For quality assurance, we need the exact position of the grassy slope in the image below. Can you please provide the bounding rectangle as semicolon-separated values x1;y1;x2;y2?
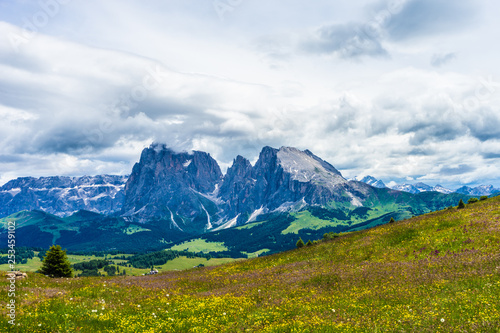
1;197;499;332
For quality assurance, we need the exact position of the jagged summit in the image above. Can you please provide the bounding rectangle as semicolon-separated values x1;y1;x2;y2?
122;144;223;227
216;145;365;225
355;176;387;189
455;185;500;196
276;146;344;186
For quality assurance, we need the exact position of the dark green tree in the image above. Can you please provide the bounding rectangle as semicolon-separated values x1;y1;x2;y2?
480;196;488;201
296;238;305;248
458;199;466;209
467;197;479;204
306;240;313;247
104;265;116;276
39;245;73;278
389;217;395;223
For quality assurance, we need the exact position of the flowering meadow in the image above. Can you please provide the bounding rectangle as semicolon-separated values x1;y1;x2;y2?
2;196;500;332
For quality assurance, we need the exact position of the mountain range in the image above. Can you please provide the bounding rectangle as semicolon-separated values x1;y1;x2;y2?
354;176;500;196
0;144;477;254
0;175;126;218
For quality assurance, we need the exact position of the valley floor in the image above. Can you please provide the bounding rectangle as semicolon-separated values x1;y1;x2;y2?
1;197;500;332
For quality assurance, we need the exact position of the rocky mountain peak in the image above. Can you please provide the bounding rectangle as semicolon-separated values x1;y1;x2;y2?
275;146;345;188
357;176;387;189
122;144;222;226
226;155;252;178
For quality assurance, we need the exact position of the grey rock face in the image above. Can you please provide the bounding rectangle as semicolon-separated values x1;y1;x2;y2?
121;144;223;230
122;144;371;230
0;175;127;218
218;155;255;218
218;146;370;224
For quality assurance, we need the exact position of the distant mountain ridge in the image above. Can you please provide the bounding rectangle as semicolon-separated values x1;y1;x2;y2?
0;175;127;218
455;185;500;196
354;176;386;188
356;176;499;196
390;182;454;195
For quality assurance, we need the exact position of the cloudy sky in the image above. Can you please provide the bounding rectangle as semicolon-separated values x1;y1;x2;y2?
1;0;500;189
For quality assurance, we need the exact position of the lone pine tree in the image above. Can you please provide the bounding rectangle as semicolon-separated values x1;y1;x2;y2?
296;238;305;248
458;199;466;209
39;245;73;278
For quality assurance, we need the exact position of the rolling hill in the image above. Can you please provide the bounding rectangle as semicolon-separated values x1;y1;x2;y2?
1;194;499;332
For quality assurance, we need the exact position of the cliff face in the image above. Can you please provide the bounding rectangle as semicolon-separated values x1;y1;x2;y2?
218;146;370;224
218;155;255;219
121;144;223;231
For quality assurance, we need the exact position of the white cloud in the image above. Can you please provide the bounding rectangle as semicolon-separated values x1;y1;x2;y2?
0;1;500;188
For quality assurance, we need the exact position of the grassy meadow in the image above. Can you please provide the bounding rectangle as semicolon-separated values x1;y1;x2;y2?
1;196;500;332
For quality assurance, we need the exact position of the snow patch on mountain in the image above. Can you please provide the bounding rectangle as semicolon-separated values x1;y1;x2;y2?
200;203;212;230
247;206;266;223
277;147;345;189
1;188;21;197
213;215;240;231
0;175;128;218
347;192;363;207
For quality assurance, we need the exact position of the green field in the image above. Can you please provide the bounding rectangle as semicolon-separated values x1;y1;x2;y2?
159;256;239;271
0;252;237;277
241;249;270;258
282;210;348;234
1;197;499;332
170;239;229;253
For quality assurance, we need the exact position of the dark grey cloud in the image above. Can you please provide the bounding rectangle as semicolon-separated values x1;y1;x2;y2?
0;155;25;163
131;97;205;121
301;22;388;59
440;164;475;176
373;95;500;146
431;53;457;67
466;109;500;142
299;0;474;60
407;148;433;156
25;120;117;155
482;152;500;159
385;0;474;41
407;123;464;145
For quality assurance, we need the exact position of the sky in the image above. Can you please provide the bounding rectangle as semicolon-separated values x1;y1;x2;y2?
1;0;500;189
